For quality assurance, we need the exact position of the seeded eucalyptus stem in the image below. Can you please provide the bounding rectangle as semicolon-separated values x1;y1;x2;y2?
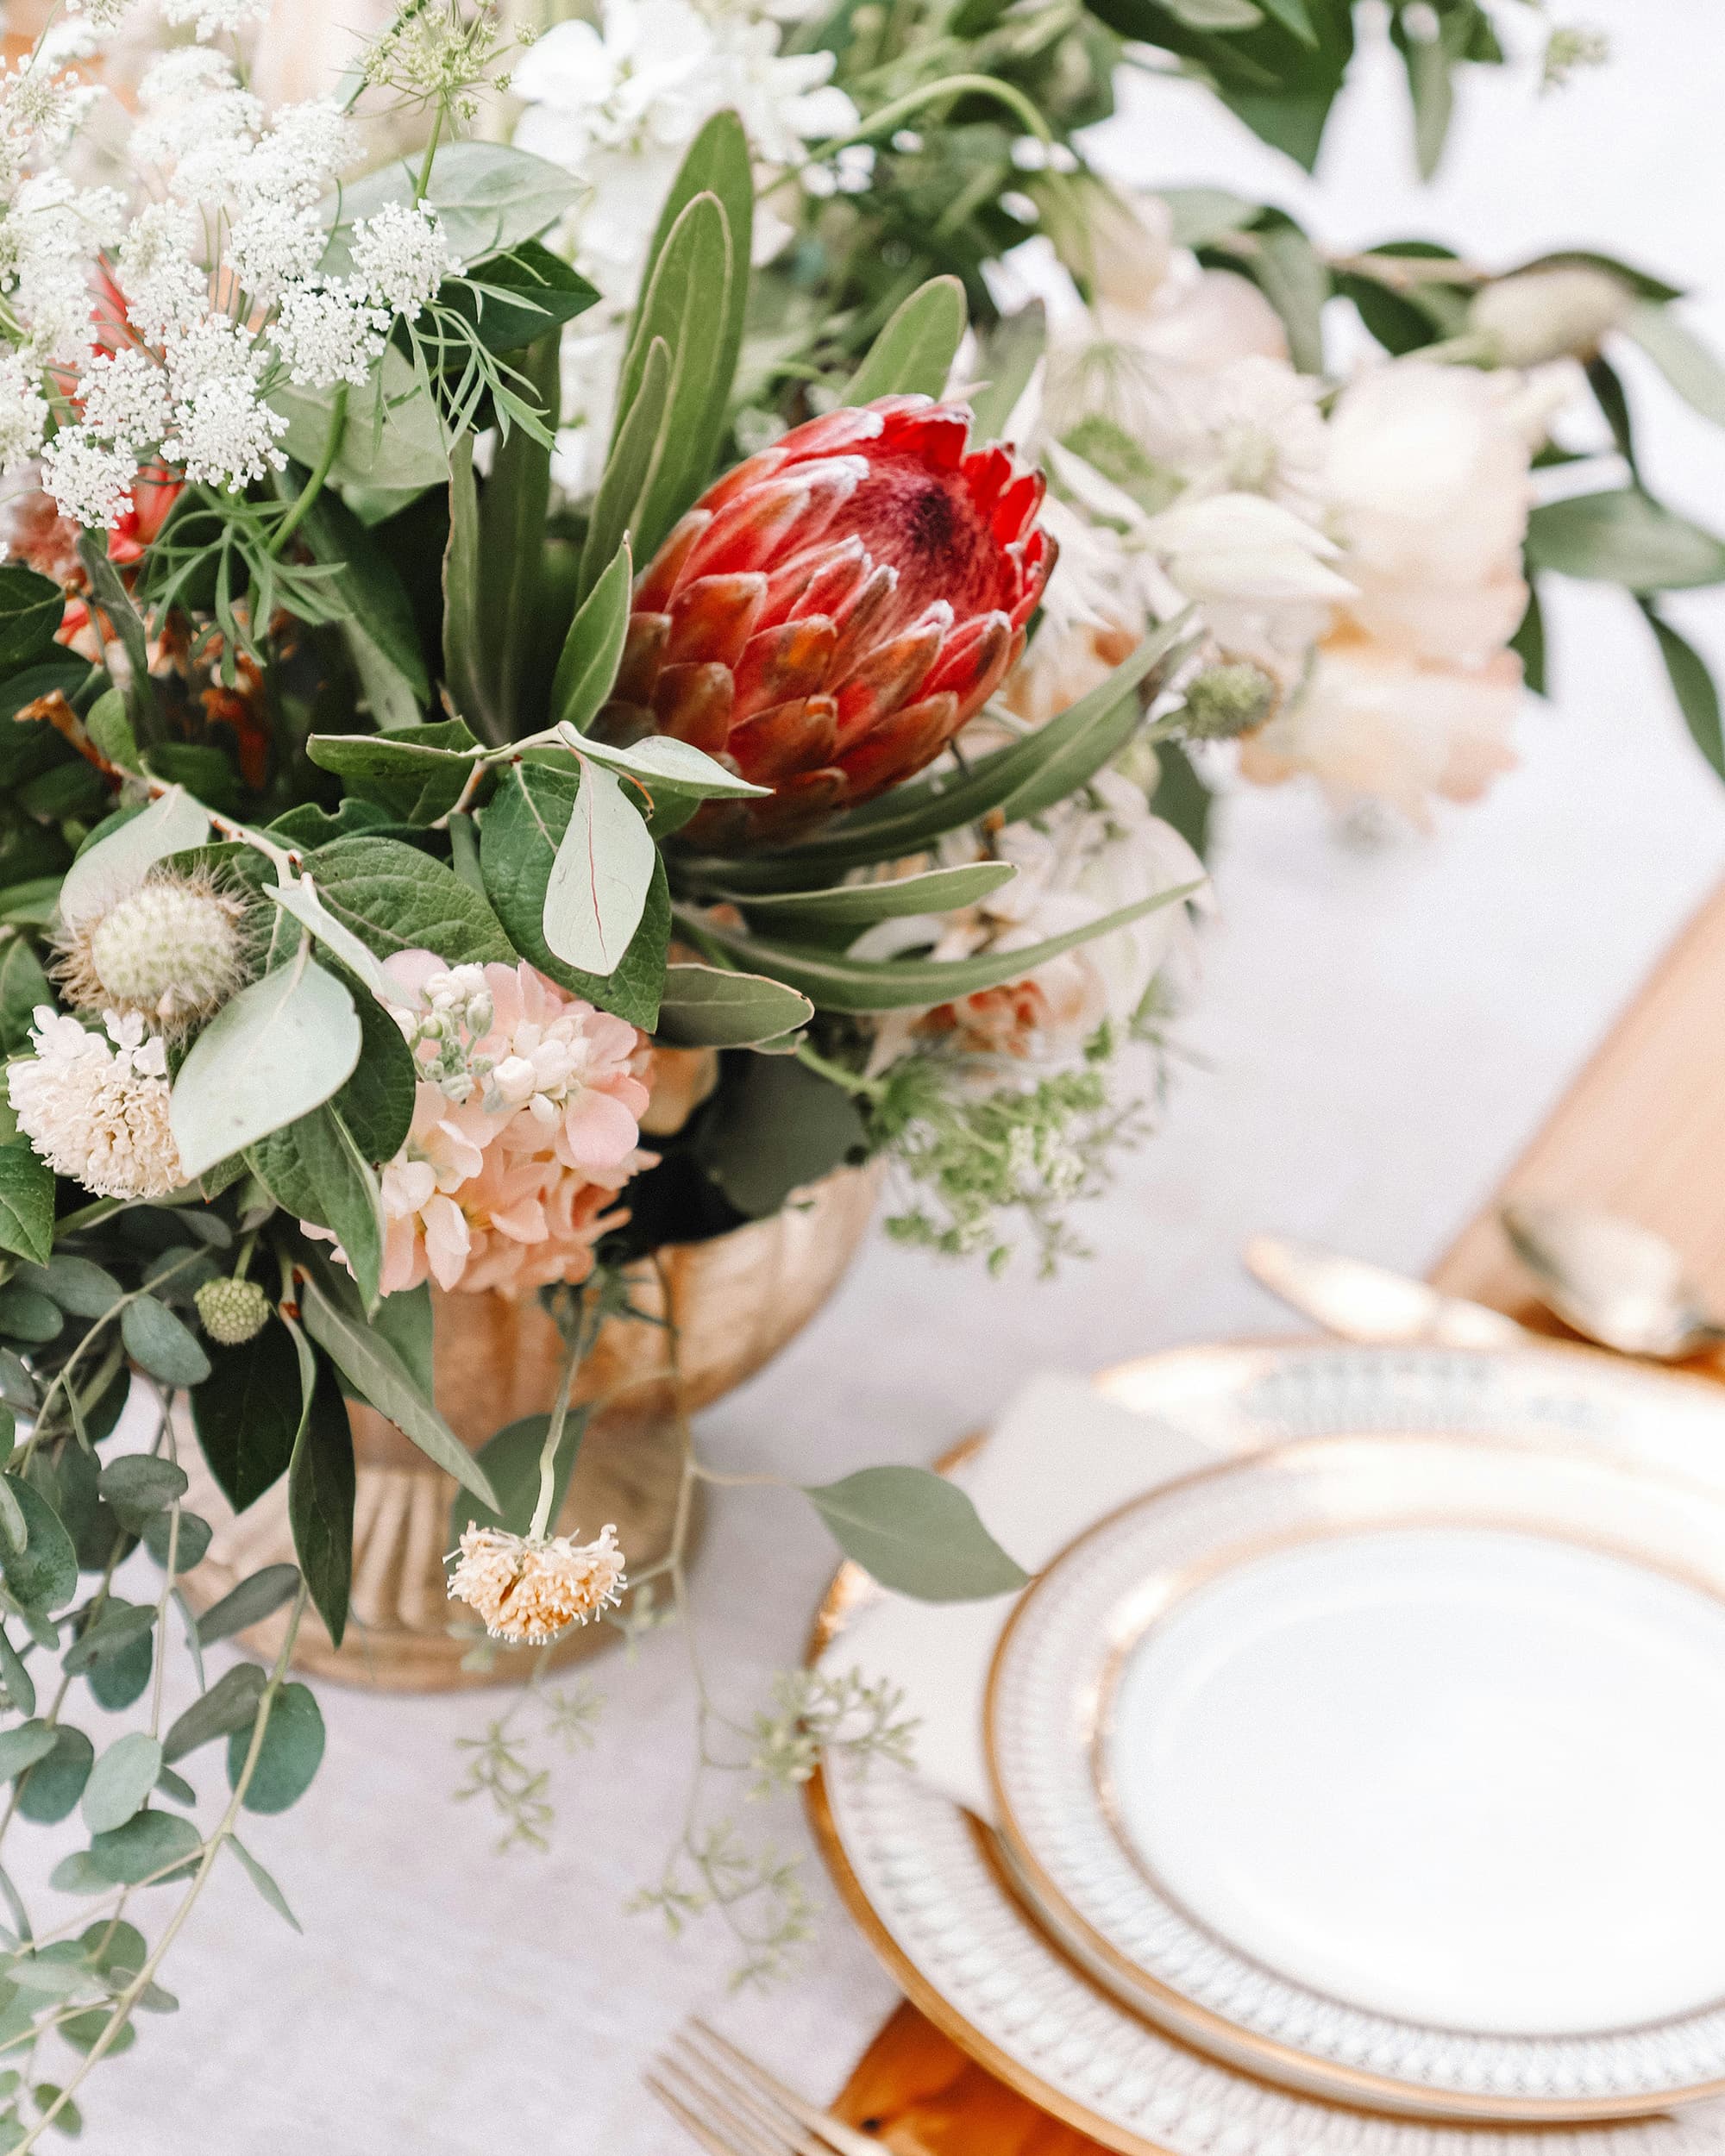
15;1583;311;2153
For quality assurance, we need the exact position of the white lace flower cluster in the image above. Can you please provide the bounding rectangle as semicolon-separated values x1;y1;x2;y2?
6;1008;184;1201
0;16;459;532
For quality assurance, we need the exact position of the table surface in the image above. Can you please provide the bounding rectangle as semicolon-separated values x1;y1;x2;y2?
85;7;1725;2151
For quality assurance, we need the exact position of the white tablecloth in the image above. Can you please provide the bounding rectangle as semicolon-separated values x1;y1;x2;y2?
96;8;1725;2149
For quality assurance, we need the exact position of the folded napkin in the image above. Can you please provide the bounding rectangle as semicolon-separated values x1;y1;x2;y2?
820;1371;1218;1821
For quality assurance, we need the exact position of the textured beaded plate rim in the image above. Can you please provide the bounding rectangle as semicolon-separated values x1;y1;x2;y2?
804;1338;1725;2154
984;1427;1725;2121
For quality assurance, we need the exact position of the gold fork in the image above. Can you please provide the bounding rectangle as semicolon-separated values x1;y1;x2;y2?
645;2018;882;2155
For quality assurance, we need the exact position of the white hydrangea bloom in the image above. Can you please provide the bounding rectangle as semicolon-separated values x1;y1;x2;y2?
41;425;137;529
78;347;172;454
350;202;452;317
0;351;48;473
8;1008;184;1201
272;280;388;388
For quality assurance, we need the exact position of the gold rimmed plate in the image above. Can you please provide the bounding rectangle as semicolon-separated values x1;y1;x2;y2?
808;1339;1725;2153
985;1428;1725;2121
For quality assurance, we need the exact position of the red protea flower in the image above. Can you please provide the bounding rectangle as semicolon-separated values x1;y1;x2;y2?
596;395;1055;847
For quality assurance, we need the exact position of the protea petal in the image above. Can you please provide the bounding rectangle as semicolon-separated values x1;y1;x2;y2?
618;394;1053;847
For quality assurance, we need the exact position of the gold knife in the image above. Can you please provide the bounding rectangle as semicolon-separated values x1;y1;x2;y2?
1244;1236;1525;1349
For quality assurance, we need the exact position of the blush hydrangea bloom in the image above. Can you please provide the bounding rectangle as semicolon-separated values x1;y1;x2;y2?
354;956;653;1298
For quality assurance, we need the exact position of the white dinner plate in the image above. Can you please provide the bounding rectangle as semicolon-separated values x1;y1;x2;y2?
986;1429;1725;2119
810;1340;1725;2152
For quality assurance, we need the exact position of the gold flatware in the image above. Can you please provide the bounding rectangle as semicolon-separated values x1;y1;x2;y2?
646;2020;881;2156
1502;1201;1725;1361
1244;1236;1524;1349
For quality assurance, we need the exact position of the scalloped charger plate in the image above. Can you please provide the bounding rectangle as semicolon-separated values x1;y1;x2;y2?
810;1341;1725;2150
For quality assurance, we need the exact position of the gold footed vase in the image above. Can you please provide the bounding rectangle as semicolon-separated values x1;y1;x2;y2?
174;1165;880;1691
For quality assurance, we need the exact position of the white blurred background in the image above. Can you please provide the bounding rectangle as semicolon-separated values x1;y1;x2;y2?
97;7;1725;2150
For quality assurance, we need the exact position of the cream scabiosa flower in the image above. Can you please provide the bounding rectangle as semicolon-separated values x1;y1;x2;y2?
447;1523;626;1644
8;1008;184;1200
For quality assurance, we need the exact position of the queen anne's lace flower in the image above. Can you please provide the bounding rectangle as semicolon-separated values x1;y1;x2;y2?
114;201;206;343
447;1524;626;1643
77;347;171;454
41;426;136;530
0;351;47;471
8;1008;184;1200
161;371;287;491
350;202;453;317
224;198;324;300
271;281;389;389
158;0;270;41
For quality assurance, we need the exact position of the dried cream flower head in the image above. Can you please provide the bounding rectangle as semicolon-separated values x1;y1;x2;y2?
56;870;251;1033
7;1007;184;1200
447;1524;625;1644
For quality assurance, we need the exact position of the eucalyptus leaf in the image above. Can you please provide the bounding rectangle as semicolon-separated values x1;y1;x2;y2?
1622;303;1725;429
0;1629;34;1718
170;950;361;1180
304;719;480;823
57;787;210;928
16;1727;91;1823
845;276;968;403
265;877;393;1000
299;1269;499;1508
0;1480;76;1613
226;1836;302;1932
97;1457;188;1530
0;1722;57;1781
802;1466;1029;1601
82;1733;163;1835
24;1257;120;1319
162;1663;266;1764
543;756;658;976
229;1682;323;1813
562;728;769;802
194;1563;301;1647
85;1808;201;1888
120;1296;210;1388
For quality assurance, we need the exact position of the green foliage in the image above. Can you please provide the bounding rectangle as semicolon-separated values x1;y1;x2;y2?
287;1358;355;1648
543;755;660;976
1640;602;1724;780
448;1407;588;1553
693;1055;869;1217
228;1683;324;1814
844;276;969;400
191;1323;305;1514
0;1147;53;1268
295;835;513;967
653;966;813;1050
1525;489;1725;592
479;761;670;1027
170;952;362;1181
802;1466;1028;1599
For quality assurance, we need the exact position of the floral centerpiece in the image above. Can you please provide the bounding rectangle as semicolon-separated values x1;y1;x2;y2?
0;0;1720;2134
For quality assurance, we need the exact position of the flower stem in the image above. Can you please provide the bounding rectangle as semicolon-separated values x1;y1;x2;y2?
269;386;348;559
794;1041;885;1101
526;1300;593;1542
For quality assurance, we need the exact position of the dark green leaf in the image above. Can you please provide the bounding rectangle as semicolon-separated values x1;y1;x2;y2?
442;431;490;742
299;1269;499;1508
229;1682;323;1813
287;1358;354;1648
0;1144;53;1268
120;1297;210;1388
1510;582;1546;698
447;239;599;354
300;835;514;966
0;934;48;1058
85;1606;154;1712
845;277;968;402
330;982;417;1165
480;329;561;737
802;1465;1029;1600
0;566;65;674
191;1322;304;1514
619;193;736;559
305;718;480;821
0;1286;59;1344
248;1104;384;1308
162;1662;267;1764
1641;600;1724;780
480;760;670;1028
695;1055;868;1217
447;1407;586;1555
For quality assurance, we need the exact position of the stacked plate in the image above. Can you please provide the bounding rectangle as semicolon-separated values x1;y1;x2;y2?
811;1341;1725;2154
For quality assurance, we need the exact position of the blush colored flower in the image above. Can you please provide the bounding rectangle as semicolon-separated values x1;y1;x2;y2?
447;1523;626;1643
601;395;1054;844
